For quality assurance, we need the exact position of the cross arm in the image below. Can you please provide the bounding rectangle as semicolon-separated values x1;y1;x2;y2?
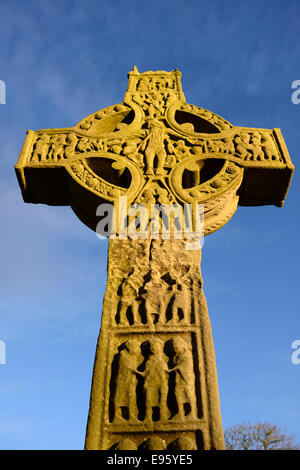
15;128;74;205
234;127;294;207
177;125;294;207
14;125;141;206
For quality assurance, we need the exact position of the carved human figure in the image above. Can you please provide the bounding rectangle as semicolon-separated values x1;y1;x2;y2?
134;78;148;105
222;138;235;155
207;139;223;153
169;436;196;450
122;140;144;167
169;269;190;324
141;119;168;175
114;340;141;422
77;136;93;152
49;135;66;161
118;267;143;325
112;439;137;450
143;270;168;324
132;79;163;118
139;187;156;206
169;337;196;419
261;133;277;159
93;138;107;152
32;135;50;162
139;437;166;450
64;132;78;158
156;186;173;205
249;132;264;160
234;135;250;159
141;338;169;422
141;119;180;175
148;90;165;118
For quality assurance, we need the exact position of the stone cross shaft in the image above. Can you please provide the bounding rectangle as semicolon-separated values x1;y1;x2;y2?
15;68;294;450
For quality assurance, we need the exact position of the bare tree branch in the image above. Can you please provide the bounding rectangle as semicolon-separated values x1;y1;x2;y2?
224;422;299;450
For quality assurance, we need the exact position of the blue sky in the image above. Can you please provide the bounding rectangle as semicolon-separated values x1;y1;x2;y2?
0;0;299;449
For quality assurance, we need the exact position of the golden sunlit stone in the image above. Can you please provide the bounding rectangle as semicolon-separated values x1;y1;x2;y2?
15;68;294;450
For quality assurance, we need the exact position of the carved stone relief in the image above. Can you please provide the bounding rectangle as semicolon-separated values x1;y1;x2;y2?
108;433;198;450
115;265;194;327
110;335;198;424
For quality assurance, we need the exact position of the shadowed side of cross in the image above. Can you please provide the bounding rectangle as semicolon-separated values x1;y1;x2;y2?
15;67;294;237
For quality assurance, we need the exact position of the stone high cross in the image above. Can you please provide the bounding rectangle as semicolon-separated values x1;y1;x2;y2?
15;68;294;450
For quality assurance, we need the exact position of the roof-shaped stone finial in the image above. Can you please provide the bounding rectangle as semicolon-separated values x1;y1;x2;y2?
125;67;185;106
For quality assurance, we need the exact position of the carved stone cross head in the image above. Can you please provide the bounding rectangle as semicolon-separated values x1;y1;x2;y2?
15;67;294;237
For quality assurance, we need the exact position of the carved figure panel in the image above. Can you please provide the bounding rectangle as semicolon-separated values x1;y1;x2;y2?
168;337;197;420
109;336;199;424
141;338;169;422
110;339;141;423
115;264;194;327
108;432;199;450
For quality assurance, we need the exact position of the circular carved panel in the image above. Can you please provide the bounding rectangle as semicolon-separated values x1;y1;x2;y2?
65;152;143;203
169;155;243;204
166;102;233;137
